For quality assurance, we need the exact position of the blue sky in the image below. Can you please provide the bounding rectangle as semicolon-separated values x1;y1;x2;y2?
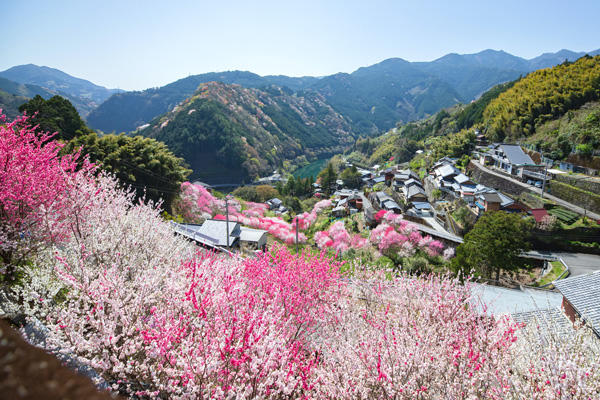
2;0;599;91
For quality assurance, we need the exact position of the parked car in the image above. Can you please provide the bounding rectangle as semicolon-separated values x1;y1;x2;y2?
534;181;542;188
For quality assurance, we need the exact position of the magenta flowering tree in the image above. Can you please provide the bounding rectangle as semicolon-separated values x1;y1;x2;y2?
0;111;94;273
176;183;332;244
369;211;447;259
314;221;367;254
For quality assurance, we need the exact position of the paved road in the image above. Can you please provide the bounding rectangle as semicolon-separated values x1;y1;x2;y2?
471;161;600;220
553;252;600;277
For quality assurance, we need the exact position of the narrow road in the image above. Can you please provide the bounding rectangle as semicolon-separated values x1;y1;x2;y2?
471;161;600;220
552;252;600;277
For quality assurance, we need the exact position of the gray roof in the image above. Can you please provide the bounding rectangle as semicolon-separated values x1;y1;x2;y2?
405;185;426;199
481;192;502;203
382;199;401;210
512;308;574;336
471;284;562;315
554;272;600;335
404;178;422;187
500;144;535;165
372;176;386;183
436;164;459;178
197;219;241;247
268;198;282;206
239;227;267;243
454;173;471;184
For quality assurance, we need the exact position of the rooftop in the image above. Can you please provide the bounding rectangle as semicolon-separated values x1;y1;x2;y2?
554;272;600;336
499;144;535;166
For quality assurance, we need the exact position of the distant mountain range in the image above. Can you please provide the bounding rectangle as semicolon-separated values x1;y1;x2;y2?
2;47;599;138
0;64;119;117
86;48;600;134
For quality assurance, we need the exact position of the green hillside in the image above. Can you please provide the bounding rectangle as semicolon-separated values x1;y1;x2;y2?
139;82;355;183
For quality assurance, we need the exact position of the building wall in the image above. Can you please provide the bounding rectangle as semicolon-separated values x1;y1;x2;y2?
562;297;578;325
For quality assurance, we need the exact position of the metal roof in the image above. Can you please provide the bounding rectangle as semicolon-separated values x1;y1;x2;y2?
499;144;535;166
412;202;432;210
382;199;401;210
554;272;600;335
481;192;502;203
197;219;241;247
405;185;426;199
436;164;459;178
239;227;267;243
471;284;562;315
454;173;471;184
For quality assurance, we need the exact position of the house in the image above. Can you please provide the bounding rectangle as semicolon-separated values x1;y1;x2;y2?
381;199;401;214
489;144;544;178
257;171;287;185
411;201;433;217
331;205;347;218
239;227;268;251
403;185;427;204
431;157;456;170
266;198;283;210
434;164;460;180
454;173;474;186
346;191;363;210
554;272;600;337
192;181;213;193
368;176;386;187
372;191;394;208
475;191;502;212
194;219;241;248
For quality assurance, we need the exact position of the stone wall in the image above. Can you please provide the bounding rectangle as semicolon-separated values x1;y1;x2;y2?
548;180;600;214
466;162;533;197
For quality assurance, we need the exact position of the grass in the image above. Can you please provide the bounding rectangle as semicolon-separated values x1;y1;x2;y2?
534;260;567;287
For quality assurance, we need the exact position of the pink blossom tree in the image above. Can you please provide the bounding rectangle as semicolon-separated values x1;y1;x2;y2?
0;111;94;277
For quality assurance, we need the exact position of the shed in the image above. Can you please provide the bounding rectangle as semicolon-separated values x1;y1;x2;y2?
239;227;267;250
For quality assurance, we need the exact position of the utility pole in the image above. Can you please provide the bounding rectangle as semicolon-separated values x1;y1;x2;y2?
225;195;231;248
540;152;549;199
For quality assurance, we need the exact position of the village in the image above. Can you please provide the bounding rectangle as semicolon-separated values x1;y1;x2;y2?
170;140;600;340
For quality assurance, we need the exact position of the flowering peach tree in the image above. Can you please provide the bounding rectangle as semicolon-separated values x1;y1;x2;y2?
6;110;600;399
0;111;94;276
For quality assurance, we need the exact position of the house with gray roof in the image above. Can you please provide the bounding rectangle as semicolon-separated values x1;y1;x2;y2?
554;272;600;337
489;144;544;178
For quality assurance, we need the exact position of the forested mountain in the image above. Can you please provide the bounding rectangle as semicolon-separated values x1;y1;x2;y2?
139;82;355;183
87;48;599;135
359;55;600;168
0;64;118;117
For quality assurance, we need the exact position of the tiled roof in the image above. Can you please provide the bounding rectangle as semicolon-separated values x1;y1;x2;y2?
512;308;574;336
436;164;459;178
554;272;600;335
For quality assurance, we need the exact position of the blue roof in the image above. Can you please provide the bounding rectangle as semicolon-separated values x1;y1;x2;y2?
412;202;432;210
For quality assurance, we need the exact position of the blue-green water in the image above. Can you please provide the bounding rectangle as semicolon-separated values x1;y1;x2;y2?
292;159;328;179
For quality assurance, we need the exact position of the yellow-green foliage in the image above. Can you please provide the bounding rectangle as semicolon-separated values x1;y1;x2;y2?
484;55;600;142
427;129;476;162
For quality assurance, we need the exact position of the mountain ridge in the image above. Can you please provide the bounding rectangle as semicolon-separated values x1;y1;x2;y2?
86;47;600;134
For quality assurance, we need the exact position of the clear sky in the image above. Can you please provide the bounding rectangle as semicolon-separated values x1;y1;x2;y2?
2;0;599;91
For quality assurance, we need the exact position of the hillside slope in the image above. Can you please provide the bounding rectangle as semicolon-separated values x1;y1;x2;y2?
0;64;118;117
361;55;600;168
139;82;355;183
